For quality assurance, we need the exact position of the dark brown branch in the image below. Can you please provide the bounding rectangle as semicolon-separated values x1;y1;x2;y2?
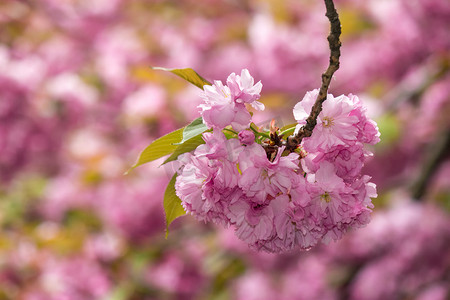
286;0;341;152
384;58;449;113
410;130;450;200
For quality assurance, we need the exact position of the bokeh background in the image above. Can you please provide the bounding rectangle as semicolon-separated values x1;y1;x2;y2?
1;0;449;299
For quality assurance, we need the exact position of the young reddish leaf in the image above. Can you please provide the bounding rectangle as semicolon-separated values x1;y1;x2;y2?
152;67;212;90
164;173;186;238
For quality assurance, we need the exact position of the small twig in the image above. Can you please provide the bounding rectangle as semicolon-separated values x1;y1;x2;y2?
384;57;449;113
249;124;271;139
223;128;238;135
410;130;450;200
285;0;341;152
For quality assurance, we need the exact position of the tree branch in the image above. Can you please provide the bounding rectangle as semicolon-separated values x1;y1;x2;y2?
410;130;450;200
286;0;341;152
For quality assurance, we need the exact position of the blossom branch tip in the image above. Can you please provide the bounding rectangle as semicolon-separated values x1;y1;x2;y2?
287;0;341;152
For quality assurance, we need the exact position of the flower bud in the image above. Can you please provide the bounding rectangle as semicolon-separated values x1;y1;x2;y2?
238;130;255;145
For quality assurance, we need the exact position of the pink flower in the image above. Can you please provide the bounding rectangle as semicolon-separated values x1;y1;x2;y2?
351;175;377;209
304;143;368;182
238;145;300;203
308;161;348;224
301;161;375;244
176;153;233;226
294;89;359;152
195;130;242;162
198;69;263;131
199;80;248;130
328;144;366;181
175;131;243;226
228;195;275;245
238;130;255;145
227;192;307;253
227;69;264;110
293;89;318;126
348;94;381;145
260;194;301;252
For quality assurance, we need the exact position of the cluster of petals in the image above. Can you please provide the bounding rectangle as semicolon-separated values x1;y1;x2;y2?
198;69;264;131
176;71;380;253
293;89;380;153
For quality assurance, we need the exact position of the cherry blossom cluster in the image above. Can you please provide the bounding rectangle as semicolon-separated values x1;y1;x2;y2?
175;69;380;252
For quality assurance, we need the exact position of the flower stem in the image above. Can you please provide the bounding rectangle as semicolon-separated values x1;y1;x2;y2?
223;128;238;135
250;124;271;139
286;0;341;151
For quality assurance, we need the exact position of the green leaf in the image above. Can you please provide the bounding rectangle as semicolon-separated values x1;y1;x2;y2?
280;123;298;137
163;134;205;165
280;123;298;132
176;117;209;145
249;123;270;139
126;127;184;174
152;67;212;90
161;117;209;165
164;173;186;238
